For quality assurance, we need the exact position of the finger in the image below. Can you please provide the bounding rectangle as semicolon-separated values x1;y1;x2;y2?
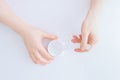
80;33;89;51
29;53;39;64
73;35;79;39
71;38;81;43
34;51;50;65
71;39;81;43
89;39;97;47
74;48;89;52
74;48;81;52
39;45;54;60
71;35;81;43
44;32;58;40
79;34;82;40
88;33;98;46
25;46;39;64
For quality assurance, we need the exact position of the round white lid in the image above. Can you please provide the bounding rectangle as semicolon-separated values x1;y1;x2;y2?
48;40;64;56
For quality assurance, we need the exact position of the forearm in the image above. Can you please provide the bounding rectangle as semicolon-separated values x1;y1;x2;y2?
0;0;30;36
85;0;104;21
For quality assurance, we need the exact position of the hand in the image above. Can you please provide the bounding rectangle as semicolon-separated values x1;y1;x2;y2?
0;0;58;65
72;19;98;52
21;26;57;65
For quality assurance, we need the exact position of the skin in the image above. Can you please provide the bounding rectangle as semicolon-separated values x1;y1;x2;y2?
0;0;103;64
72;0;104;52
0;0;57;65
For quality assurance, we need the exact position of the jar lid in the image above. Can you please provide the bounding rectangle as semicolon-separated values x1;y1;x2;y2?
48;40;64;56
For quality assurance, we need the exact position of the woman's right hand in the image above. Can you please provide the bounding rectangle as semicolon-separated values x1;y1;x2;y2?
21;26;57;65
0;0;58;65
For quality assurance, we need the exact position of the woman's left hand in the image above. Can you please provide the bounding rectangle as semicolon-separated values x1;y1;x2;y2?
72;18;98;52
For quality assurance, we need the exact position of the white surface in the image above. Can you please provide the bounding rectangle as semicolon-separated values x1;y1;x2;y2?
0;0;120;80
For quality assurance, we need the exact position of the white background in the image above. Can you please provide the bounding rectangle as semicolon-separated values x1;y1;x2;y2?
0;0;120;80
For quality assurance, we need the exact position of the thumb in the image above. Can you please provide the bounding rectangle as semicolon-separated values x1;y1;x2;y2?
80;33;89;51
44;32;58;40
